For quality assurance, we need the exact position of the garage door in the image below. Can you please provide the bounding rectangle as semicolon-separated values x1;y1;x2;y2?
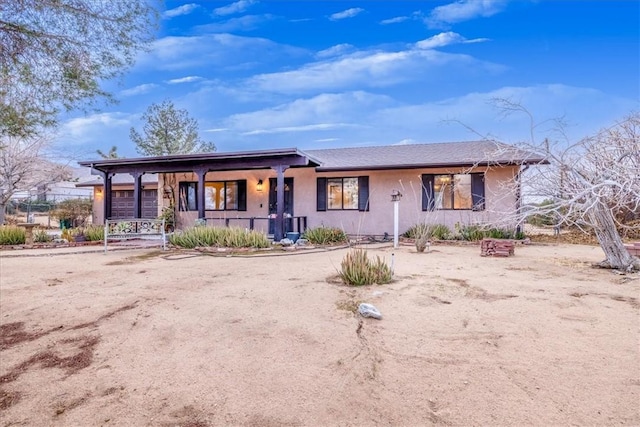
111;190;158;219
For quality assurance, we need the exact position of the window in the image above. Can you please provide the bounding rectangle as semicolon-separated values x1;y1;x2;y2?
317;176;369;211
422;173;484;211
205;180;246;211
178;180;246;212
179;182;197;211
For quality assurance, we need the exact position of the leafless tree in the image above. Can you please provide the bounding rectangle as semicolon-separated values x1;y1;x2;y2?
484;103;639;271
0;134;71;224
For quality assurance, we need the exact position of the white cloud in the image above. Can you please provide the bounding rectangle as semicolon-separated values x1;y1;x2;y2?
380;16;410;25
166;76;203;84
242;123;356;135
204;128;229;133
329;8;365;21
316;44;354;59
247;47;500;94
223;91;395;135
415;31;489;49
214;0;257;16
119;83;158;97
58;113;134;149
427;0;509;27
137;33;307;71
163;3;200;19
195;14;276;33
367;84;639;145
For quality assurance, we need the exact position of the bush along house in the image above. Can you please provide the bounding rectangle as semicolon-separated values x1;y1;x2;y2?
78;140;545;241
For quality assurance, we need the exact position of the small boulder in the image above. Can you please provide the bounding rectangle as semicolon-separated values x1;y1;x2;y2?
358;303;382;320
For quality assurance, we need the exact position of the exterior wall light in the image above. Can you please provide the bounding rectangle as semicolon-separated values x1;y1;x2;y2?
256;179;263;192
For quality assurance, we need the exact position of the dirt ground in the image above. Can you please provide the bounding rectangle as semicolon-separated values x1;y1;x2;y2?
0;242;638;426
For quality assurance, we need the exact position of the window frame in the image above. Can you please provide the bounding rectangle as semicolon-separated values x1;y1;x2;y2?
179;179;247;212
317;176;369;212
422;173;485;211
178;182;198;212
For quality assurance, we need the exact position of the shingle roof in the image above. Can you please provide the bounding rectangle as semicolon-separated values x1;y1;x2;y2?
305;140;545;171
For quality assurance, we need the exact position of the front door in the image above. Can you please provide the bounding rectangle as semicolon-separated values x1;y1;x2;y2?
268;177;294;235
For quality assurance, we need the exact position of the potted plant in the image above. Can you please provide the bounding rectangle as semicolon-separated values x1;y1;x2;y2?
158;204;175;232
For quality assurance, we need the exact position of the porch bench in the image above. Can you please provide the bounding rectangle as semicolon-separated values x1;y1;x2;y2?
104;218;166;253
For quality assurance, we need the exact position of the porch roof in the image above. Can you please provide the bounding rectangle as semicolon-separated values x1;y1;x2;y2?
77;148;322;175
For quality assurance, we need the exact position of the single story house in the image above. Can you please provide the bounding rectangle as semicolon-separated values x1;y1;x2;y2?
78;140;545;240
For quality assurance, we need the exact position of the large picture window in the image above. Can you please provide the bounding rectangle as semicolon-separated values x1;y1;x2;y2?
317;176;369;212
206;181;238;210
179;180;246;212
327;177;359;210
422;173;484;211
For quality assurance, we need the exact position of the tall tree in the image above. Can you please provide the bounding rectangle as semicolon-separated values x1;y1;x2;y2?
0;135;71;224
0;0;158;138
130;100;216;156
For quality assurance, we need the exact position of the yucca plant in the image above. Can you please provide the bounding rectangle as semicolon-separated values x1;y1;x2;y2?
33;228;52;243
83;225;105;241
0;226;26;245
431;224;451;240
169;226;270;249
339;248;393;286
303;226;348;245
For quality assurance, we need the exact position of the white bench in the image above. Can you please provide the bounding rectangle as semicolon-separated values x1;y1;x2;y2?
104;218;166;252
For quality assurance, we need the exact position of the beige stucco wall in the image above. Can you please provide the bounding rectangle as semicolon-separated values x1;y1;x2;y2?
171;165;520;236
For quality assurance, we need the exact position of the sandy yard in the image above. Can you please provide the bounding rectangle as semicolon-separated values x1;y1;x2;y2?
0;241;638;426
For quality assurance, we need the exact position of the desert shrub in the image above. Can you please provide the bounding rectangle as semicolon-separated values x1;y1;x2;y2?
303;226;348;245
33;228;52;243
456;224;486;241
169;226;270;249
0;226;26;245
60;228;75;242
431;224;451;240
83;225;105;241
403;223;451;240
402;223;428;239
339;248;393;286
52;198;93;228
455;225;525;241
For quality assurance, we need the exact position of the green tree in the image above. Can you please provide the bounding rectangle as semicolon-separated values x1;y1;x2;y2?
0;0;158;138
96;146;120;159
130;100;216;156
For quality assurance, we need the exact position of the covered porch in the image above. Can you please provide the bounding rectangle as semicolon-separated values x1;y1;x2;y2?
78;148;321;241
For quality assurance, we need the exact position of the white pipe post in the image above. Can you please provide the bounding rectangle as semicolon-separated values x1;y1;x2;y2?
393;199;399;248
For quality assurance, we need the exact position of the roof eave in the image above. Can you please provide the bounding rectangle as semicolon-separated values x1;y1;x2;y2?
315;159;547;172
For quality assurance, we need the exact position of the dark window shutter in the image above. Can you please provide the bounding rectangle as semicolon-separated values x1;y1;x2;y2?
471;173;485;211
237;180;247;211
358;176;369;211
421;174;435;211
316;177;327;211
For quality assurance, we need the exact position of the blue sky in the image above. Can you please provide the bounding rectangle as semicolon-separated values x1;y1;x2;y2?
59;0;640;159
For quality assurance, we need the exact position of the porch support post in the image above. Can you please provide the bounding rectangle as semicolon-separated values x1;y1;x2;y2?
272;164;289;241
195;167;208;220
103;171;113;221
131;171;143;219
